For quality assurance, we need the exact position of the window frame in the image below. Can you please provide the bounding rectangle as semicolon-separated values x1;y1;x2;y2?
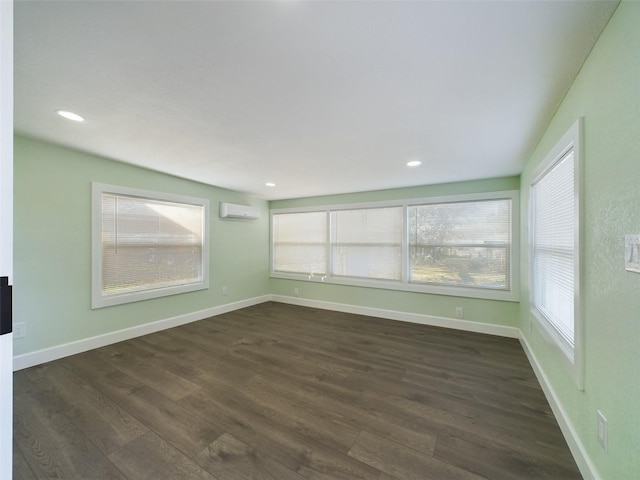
92;183;210;309
529;118;584;389
270;190;519;302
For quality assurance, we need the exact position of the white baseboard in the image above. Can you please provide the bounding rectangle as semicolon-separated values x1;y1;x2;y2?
519;333;600;480
270;294;520;338
13;293;519;371
12;295;270;371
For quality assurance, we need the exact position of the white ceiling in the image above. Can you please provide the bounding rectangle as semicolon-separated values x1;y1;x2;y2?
14;0;618;200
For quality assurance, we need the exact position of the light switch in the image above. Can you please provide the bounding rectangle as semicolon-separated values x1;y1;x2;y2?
625;235;640;273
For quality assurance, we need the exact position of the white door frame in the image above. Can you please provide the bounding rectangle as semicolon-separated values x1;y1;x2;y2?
0;1;14;478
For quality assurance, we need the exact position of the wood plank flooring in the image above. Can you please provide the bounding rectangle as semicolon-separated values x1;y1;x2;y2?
13;302;582;479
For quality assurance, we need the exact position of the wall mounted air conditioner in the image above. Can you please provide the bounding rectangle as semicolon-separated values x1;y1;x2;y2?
219;202;260;220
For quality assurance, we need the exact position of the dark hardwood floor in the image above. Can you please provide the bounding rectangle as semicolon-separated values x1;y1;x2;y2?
13;302;582;479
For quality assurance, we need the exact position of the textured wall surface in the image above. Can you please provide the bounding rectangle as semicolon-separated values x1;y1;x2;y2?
519;1;639;477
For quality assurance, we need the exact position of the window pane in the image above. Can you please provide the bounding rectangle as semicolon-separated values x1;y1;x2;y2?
409;199;511;289
273;211;327;274
532;150;575;346
409;245;509;288
102;193;204;296
331;207;403;280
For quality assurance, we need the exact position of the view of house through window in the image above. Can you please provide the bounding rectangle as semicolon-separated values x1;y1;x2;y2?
92;184;209;308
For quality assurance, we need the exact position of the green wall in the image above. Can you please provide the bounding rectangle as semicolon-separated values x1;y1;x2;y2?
519;1;639;478
270;176;521;327
13;135;270;356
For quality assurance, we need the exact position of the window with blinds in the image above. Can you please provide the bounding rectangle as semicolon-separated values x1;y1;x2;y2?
529;118;582;388
272;211;327;275
92;184;209;308
271;190;518;301
409;199;511;289
331;207;403;281
532;150;576;348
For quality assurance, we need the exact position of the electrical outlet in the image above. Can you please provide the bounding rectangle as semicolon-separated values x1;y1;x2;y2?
222;286;228;296
455;307;464;319
597;410;608;452
294;287;299;297
14;322;26;339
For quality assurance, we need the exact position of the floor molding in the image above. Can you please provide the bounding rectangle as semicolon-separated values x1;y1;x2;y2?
519;333;600;480
12;295;270;371
270;295;520;338
14;294;520;371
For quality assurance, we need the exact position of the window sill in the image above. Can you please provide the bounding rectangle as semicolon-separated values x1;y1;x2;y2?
271;272;519;302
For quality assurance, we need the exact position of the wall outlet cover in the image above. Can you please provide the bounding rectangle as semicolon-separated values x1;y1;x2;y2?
14;322;26;339
625;235;640;273
597;410;608;452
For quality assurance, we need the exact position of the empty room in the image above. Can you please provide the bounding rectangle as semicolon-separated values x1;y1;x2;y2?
1;0;638;479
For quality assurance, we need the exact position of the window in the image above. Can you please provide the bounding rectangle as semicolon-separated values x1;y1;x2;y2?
92;183;209;308
409;199;511;290
530;118;583;388
272;211;327;276
271;190;518;301
331;207;403;281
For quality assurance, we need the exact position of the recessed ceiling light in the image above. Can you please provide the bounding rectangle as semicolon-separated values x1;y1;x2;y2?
56;110;85;122
265;182;276;187
406;160;422;167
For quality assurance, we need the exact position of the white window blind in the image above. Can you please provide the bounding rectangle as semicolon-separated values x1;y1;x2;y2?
93;184;209;308
331;207;403;280
272;211;327;275
271;190;518;301
408;199;511;290
532;149;576;348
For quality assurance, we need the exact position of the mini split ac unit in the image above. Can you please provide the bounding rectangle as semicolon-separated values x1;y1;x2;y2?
219;202;260;220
